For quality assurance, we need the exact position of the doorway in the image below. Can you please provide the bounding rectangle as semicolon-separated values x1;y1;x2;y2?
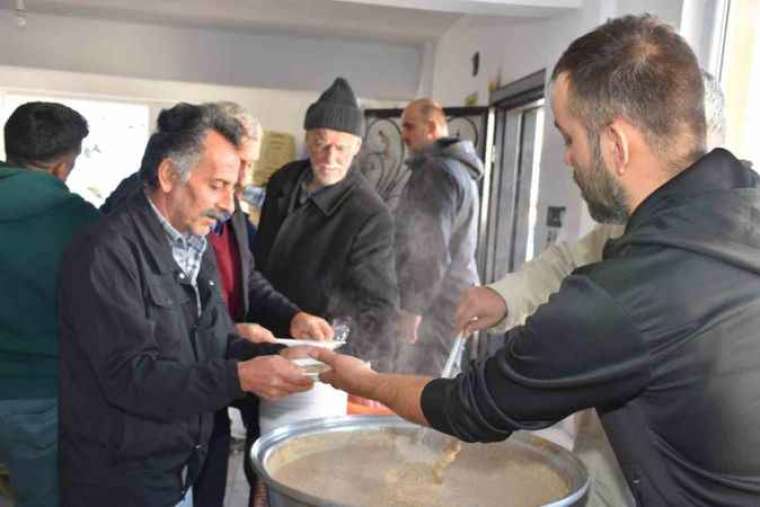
480;70;546;284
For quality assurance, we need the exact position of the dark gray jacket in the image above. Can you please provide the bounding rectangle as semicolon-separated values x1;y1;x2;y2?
100;171;299;327
395;137;483;318
59;191;281;507
423;149;760;506
254;160;399;371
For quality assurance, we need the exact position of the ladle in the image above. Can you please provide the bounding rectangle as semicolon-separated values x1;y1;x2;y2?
404;333;466;482
415;333;466;446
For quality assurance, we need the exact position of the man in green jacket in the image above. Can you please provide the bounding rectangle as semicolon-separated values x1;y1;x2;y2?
0;102;98;507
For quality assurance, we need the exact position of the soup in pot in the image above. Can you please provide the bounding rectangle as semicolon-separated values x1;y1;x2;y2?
267;428;573;507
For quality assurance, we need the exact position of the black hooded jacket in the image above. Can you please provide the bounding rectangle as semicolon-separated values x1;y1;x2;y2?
423;149;760;506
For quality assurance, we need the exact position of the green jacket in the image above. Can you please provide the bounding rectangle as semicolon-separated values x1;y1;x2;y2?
0;161;99;399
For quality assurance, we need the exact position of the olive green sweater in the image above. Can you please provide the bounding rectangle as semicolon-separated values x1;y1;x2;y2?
0;162;99;399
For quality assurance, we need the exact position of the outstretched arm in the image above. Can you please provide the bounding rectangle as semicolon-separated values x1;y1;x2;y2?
456;224;624;334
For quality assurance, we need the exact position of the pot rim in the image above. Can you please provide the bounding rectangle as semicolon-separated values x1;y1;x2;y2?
250;414;590;507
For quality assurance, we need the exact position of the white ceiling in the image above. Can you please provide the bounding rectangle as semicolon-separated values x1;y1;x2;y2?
4;0;579;45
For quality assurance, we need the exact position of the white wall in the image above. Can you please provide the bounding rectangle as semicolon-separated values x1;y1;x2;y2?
0;10;421;101
0;65;402;159
614;0;683;26
680;0;729;76
431;0;690;255
432;0;612;251
0;1;714;246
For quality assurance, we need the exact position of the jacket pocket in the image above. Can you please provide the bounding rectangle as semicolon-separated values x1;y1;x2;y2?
145;277;193;359
146;278;189;311
111;411;195;464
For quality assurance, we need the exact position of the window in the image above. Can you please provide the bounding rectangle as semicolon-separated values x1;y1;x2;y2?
0;93;150;207
721;0;760;167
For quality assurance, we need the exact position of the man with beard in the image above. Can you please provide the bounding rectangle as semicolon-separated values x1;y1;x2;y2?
311;15;760;506
254;78;398;372
455;70;727;339
451;70;728;507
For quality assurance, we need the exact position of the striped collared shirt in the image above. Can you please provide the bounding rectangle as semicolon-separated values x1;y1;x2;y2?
147;196;207;314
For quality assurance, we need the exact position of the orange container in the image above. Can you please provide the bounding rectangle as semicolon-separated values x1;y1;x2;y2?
346;395;394;416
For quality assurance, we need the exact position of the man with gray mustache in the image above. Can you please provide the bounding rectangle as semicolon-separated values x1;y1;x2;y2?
58;103;318;507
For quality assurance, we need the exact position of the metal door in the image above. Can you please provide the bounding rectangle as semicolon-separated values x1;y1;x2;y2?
483;100;545;283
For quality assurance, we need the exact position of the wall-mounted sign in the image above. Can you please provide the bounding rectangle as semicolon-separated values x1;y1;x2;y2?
253;130;297;186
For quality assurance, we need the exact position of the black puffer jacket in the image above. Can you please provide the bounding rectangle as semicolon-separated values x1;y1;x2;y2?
254;160;399;371
423;149;760;506
59;191;281;507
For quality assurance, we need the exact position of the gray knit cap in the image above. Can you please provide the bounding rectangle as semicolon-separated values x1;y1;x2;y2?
303;77;363;136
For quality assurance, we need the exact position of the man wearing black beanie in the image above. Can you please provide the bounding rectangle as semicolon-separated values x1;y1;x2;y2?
254;77;399;373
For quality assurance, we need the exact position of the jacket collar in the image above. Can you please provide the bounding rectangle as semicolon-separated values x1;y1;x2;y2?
228;199;248;252
125;190;186;275
284;161;361;217
626;149;757;232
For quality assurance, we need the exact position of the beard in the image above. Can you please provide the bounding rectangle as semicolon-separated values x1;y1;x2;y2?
573;132;630;224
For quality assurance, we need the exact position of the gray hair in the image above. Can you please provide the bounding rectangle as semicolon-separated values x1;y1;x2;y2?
170;145;203;183
140;102;243;188
212;101;262;141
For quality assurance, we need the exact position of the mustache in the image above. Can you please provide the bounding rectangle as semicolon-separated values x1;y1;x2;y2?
203;209;231;222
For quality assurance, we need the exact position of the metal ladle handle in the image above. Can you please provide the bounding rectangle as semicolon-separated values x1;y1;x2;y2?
440;333;466;379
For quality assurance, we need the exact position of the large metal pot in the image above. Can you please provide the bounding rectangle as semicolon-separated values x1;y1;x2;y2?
251;415;589;507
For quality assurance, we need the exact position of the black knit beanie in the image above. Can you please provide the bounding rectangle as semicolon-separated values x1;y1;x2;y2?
303;77;363;136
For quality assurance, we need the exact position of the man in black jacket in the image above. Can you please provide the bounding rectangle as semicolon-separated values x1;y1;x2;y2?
98;103;332;507
394;98;483;375
312;15;760;506
59;103;316;507
254;78;399;372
